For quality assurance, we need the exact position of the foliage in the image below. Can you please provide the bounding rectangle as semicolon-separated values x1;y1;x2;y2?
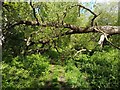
73;48;120;88
2;48;120;88
2;54;49;88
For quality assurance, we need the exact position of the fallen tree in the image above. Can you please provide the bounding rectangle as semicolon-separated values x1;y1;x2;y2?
2;2;120;55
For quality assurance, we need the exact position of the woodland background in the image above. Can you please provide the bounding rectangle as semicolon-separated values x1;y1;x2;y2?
1;1;120;89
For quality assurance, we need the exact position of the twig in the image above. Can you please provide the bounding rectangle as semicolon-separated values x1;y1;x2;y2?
105;36;120;50
73;49;87;57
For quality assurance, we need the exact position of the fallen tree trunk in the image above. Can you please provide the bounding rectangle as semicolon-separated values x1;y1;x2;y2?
5;20;120;35
64;26;120;35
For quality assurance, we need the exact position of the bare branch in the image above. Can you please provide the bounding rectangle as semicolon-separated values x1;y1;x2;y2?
106;37;120;50
95;27;120;50
30;0;39;25
62;4;99;26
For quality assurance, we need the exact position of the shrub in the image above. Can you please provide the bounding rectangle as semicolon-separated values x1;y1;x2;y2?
2;54;49;88
73;49;120;88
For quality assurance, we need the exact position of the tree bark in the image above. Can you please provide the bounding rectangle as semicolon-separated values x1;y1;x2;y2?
5;20;120;35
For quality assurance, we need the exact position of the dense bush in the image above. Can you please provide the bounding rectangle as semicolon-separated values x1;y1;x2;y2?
73;48;120;88
2;54;50;88
2;49;120;89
